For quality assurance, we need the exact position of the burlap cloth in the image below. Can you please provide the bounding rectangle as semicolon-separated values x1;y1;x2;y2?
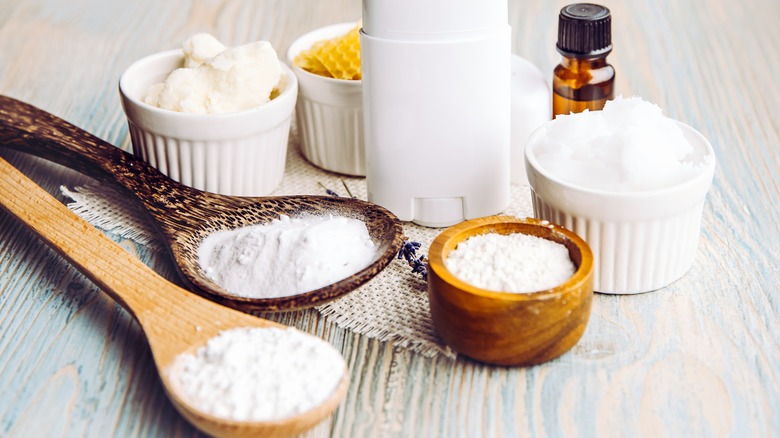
62;136;534;359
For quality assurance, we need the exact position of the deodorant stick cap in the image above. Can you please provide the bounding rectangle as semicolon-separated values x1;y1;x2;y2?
362;0;507;40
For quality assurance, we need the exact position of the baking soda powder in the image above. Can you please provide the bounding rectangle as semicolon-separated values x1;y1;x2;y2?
167;326;344;422
198;214;376;298
445;232;575;293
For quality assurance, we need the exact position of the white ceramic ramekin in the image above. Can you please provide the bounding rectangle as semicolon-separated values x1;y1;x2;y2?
286;23;364;176
525;121;716;294
118;49;297;196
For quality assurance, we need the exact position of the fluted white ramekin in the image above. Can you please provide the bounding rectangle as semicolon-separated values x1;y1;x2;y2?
525;121;716;294
118;49;297;196
287;23;364;176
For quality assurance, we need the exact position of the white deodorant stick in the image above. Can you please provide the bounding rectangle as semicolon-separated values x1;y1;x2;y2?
361;0;511;227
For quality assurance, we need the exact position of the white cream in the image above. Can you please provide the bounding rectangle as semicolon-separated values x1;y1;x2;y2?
145;34;281;114
182;33;226;68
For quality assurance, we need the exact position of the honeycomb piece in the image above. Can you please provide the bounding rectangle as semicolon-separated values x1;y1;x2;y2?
295;23;361;80
294;41;330;76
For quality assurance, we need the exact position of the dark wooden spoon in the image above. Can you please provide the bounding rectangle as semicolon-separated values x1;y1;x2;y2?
0;95;404;312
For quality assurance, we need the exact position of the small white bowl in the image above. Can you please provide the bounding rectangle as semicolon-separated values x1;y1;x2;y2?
525;121;717;294
287;23;364;176
119;49;298;196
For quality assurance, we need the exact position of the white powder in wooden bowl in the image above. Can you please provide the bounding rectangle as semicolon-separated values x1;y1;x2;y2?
198;214;376;298
445;232;576;293
167;326;344;422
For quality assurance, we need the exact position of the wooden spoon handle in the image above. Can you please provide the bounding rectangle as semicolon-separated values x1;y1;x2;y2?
0;155;180;320
0;155;280;368
0;95;209;234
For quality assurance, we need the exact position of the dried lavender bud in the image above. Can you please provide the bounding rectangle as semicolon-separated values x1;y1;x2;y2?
398;240;427;281
411;257;428;281
317;181;340;197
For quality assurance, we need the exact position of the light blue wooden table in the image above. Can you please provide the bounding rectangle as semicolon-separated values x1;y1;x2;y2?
1;0;778;436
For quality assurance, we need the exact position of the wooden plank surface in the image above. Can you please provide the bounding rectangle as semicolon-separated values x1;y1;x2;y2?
1;0;778;437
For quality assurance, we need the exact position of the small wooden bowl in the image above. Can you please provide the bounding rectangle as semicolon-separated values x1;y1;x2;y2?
427;216;594;366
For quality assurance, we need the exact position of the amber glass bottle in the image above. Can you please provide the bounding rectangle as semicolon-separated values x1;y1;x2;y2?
552;3;614;118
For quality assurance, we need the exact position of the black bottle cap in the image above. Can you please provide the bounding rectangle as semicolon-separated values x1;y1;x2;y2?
556;3;612;58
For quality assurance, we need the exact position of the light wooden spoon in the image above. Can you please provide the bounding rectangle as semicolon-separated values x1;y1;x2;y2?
0;155;349;438
0;95;404;311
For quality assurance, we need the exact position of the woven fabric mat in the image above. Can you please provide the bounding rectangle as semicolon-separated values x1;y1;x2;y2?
62;137;534;359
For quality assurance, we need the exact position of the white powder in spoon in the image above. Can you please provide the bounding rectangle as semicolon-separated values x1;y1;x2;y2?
445;232;576;293
167;326;344;422
198;214;376;298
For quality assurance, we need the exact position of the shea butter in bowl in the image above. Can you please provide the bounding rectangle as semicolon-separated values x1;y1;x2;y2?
427;216;594;366
287;22;364;176
119;35;298;196
525;97;717;294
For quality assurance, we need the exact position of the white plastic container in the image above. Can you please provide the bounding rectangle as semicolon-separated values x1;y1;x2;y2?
361;0;511;227
509;55;550;186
